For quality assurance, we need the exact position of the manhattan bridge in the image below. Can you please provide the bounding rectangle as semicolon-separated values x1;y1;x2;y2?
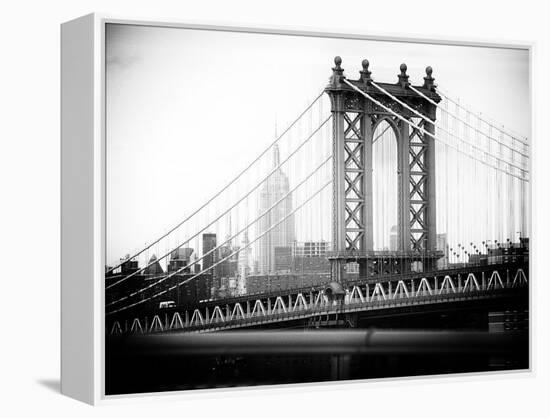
105;57;529;339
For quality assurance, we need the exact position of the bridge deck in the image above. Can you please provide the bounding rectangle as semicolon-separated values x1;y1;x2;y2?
108;263;528;335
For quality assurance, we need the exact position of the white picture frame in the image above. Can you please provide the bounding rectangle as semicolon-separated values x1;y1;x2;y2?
61;13;533;405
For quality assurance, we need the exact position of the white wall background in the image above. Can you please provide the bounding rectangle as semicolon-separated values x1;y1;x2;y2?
0;0;548;416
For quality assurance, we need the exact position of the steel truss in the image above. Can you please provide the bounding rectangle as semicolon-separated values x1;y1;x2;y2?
109;266;527;335
408;117;430;251
343;111;366;251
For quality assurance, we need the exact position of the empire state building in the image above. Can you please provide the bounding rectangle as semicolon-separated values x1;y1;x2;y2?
257;144;295;274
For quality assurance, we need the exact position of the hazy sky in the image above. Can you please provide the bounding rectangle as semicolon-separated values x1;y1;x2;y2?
106;23;529;263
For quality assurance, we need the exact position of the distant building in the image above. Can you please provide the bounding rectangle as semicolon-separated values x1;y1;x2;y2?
293;241;330;258
202;233;218;288
292;256;330;274
215;244;239;279
291;241;330;275
274;246;292;273
436;233;449;269
257;145;295;274
120;256;138;275
171;272;214;305
227;277;238;297
202;233;217;272
143;254;164;275
168;247;194;273
237;230;251;295
187;252;201;274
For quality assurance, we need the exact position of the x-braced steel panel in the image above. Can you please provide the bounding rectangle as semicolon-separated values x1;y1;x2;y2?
343;112;366;251
408;117;429;251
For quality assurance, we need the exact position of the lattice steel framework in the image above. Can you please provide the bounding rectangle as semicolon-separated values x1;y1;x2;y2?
408;117;430;251
326;57;440;282
343;112;366;252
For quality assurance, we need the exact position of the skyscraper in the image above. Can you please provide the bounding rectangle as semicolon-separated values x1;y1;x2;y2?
167;247;194;272
237;230;251;294
202;233;217;273
257;144;295;274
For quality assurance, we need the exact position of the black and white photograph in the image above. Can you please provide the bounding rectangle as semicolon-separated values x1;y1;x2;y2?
5;0;550;416
104;23;530;395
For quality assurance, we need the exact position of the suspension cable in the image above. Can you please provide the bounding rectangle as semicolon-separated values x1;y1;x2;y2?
106;154;333;308
343;79;528;182
370;81;527;173
106;89;326;274
106;115;332;290
373;123;391;144
436;86;529;147
407;84;529;159
107;179;333;315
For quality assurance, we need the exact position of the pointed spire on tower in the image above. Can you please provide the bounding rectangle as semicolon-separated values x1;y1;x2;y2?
273;144;280;168
272;116;281;168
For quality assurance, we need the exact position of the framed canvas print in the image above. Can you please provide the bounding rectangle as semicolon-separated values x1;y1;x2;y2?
61;14;532;404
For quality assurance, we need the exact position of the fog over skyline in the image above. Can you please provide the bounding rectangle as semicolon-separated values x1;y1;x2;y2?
106;23;529;265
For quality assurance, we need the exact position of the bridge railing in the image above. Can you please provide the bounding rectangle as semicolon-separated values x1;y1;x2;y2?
179;286;525;333
108;265;528;335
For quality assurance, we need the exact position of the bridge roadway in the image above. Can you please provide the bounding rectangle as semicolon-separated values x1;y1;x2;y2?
108;261;528;335
207;261;528;308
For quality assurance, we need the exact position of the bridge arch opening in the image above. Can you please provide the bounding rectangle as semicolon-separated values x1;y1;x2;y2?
372;118;399;251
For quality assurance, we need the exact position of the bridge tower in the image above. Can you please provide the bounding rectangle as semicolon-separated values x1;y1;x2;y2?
325;57;442;283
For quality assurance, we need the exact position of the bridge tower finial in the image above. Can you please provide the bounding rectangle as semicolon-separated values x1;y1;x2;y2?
398;63;409;88
329;56;345;87
423;66;436;91
360;59;372;85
